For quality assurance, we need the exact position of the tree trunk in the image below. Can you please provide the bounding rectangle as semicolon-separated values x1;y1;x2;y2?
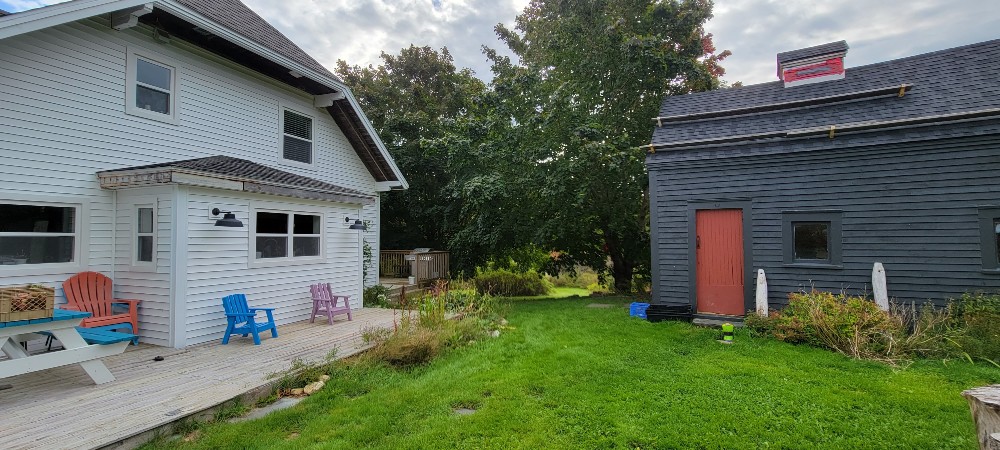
607;241;634;293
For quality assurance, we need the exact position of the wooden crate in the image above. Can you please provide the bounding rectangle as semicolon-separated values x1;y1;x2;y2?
0;284;55;322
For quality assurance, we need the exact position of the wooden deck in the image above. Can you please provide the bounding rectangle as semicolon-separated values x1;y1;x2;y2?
0;308;399;450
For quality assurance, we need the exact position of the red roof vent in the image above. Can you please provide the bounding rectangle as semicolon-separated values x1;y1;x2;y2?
776;41;848;87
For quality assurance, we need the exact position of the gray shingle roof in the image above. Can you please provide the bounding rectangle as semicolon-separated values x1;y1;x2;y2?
173;0;340;82
651;39;1000;148
98;155;370;199
777;40;849;65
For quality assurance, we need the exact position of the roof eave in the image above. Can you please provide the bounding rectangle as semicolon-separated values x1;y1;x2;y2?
0;0;407;189
154;0;408;188
98;166;376;205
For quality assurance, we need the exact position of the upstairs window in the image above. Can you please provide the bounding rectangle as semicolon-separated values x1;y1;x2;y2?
0;203;78;265
282;109;313;164
782;211;842;267
126;49;177;124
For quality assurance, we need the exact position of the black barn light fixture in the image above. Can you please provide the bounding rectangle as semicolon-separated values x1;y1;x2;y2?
211;208;243;227
345;216;367;231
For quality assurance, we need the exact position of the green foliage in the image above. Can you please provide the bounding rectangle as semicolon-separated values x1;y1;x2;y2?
361;239;373;282
951;292;1000;362
142;297;996;450
362;284;393;308
336;46;487;264
474;269;550;297
483;0;729;292
747;291;961;364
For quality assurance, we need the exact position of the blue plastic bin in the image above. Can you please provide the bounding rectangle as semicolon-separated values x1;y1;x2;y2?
629;302;650;319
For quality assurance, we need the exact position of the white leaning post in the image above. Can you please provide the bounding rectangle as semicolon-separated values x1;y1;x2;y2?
755;269;768;316
873;262;889;311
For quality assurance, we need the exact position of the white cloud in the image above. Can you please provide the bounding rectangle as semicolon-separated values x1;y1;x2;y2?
1;0;995;86
707;0;1000;85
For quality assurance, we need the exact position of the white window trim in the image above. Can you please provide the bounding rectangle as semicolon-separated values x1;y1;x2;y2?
278;104;316;168
249;205;325;268
125;46;179;125
0;197;86;275
131;203;156;270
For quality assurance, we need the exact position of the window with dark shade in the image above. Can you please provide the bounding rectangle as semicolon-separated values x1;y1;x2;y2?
254;210;322;260
282;110;313;164
0;203;77;265
793;222;830;261
782;211;842;267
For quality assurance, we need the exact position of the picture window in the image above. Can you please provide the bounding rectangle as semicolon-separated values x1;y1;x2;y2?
0;203;78;265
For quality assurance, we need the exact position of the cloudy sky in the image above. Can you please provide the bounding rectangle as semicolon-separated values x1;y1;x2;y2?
1;0;997;86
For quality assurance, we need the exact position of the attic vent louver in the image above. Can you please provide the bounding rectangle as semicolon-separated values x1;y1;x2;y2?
777;40;849;87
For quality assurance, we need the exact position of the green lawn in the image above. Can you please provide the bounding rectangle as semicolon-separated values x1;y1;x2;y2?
149;297;999;449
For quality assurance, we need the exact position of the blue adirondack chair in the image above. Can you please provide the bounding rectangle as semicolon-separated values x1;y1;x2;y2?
221;294;278;345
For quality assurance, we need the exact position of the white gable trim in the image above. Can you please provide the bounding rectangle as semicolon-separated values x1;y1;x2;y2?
153;1;409;190
0;0;149;40
0;0;408;190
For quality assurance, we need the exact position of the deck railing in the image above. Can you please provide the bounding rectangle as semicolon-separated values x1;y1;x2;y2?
411;251;449;281
380;250;412;278
379;250;450;284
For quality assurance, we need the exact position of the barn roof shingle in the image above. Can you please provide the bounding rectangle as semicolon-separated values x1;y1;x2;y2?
651;39;1000;150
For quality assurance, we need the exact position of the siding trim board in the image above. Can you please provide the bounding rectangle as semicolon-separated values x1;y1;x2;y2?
686;200;754;314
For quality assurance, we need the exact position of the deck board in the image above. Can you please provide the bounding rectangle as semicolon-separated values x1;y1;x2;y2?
0;308;398;450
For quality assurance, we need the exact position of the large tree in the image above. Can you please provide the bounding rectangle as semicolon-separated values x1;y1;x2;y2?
491;0;729;292
336;46;486;252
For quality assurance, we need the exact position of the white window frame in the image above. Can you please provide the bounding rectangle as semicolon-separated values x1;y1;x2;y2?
278;104;316;167
131;203;156;269
0;198;85;274
249;205;325;268
125;47;179;124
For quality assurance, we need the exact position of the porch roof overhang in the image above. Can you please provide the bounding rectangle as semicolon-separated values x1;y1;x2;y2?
97;156;376;205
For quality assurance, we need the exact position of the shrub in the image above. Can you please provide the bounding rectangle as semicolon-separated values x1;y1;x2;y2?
951;293;1000;362
363;285;392;308
749;290;960;364
474;269;550;297
359;289;503;368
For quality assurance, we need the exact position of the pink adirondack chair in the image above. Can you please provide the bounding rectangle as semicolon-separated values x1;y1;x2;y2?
309;283;352;325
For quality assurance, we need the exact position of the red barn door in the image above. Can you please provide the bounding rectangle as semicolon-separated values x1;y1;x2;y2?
695;209;745;316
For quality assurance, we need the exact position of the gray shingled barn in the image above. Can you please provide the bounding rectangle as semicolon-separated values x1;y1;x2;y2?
644;39;1000;322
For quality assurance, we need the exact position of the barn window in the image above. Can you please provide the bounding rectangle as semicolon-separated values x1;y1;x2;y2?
979;207;1000;271
782;211;842;266
281;109;314;165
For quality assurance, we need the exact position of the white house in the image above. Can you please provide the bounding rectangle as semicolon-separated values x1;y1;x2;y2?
0;0;408;348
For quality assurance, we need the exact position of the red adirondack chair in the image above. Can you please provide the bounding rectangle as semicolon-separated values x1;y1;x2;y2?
62;272;141;340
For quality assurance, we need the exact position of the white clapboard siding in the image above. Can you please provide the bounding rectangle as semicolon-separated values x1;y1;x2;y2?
112;187;174;347
182;190;365;346
0;17;380;347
